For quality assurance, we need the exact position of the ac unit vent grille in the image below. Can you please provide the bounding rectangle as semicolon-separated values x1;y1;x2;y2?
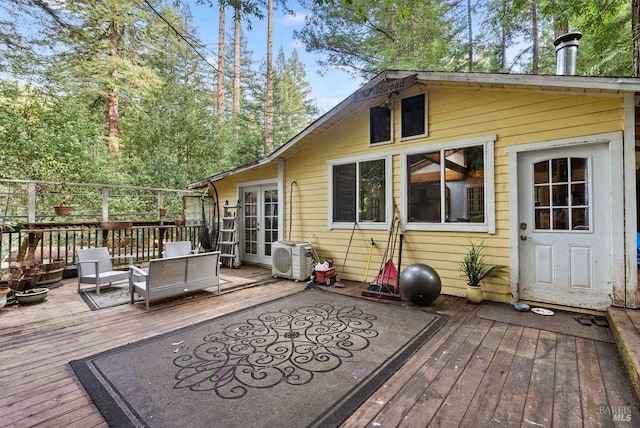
273;246;292;274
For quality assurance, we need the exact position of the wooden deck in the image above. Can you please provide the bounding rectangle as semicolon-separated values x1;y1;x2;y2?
1;266;639;427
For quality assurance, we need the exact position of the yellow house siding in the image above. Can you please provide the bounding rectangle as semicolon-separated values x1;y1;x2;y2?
298;88;623;302
212;162;280;208
214;85;626;304
428;89;623;144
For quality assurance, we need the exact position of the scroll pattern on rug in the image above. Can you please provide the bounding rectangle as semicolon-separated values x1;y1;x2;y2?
173;303;378;399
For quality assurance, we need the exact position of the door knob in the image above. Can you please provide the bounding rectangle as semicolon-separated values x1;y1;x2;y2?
519;235;527;241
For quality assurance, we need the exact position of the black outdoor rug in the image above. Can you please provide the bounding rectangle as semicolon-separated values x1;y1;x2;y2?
476;301;613;343
70;286;444;427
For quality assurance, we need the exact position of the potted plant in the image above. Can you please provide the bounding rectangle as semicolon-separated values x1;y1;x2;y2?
54;202;73;216
460;241;506;304
53;183;73;215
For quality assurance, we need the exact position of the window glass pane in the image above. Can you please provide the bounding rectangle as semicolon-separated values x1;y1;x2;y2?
571;183;587;205
535;185;550;207
243;190;258;255
407;151;441;223
552;184;568;206
445;145;485;222
333;164;356;222
370;105;391;144
401;94;425;138
572;208;589;229
571;157;587;181
263;189;278;256
359;159;386;222
553;208;569;230
466;187;484;216
534;160;549;184
535;208;551;229
551;158;568;183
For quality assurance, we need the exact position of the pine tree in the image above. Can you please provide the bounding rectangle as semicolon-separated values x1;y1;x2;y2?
272;48;318;149
59;0;163;155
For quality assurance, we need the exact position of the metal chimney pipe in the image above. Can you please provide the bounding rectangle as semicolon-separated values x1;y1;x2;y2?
554;32;582;76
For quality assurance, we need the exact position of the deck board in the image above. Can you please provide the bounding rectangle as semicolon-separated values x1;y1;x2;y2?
553;334;583;425
460;324;523;426
398;318;494;427
576;337;613;427
522;330;557;427
430;321;509;427
1;269;638;427
491;327;539;427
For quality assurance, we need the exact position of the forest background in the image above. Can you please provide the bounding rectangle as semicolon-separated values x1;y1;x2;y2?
0;0;638;192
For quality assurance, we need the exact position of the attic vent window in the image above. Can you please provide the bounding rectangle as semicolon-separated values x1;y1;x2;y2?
401;93;427;139
369;105;392;145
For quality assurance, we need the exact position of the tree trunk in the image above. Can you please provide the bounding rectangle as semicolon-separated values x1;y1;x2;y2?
264;0;274;154
217;0;226;124
233;6;241;117
554;21;569;38
390;3;397;65
467;0;473;72
633;0;640;76
531;0;538;74
500;7;506;70
108;19;119;155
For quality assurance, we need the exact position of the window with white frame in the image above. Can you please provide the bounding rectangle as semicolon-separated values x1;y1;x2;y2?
401;93;427;139
330;157;390;227
466;186;485;216
402;136;495;232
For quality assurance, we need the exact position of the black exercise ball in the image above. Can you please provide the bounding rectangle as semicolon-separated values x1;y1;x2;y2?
399;263;442;306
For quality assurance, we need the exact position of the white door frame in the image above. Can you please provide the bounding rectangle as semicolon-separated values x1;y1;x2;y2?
235;163;285;265
506;131;626;307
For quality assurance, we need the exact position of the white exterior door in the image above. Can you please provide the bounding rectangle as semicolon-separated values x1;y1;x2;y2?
241;185;279;265
517;143;612;309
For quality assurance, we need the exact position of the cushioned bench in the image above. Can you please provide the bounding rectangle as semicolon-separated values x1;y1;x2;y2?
129;251;220;310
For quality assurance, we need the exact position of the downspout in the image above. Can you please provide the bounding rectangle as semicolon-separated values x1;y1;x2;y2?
288;180;296;241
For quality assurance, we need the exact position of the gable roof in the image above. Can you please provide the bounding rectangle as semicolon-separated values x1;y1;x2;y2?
189;70;640;189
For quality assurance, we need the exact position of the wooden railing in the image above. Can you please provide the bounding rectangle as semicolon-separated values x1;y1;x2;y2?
1;222;203;270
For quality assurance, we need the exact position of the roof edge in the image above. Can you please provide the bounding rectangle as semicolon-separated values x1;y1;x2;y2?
189;70;640;188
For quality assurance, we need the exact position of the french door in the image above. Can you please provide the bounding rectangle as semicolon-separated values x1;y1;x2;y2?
241;185;279;265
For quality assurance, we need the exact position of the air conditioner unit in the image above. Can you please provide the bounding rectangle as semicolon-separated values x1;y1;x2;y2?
272;241;314;281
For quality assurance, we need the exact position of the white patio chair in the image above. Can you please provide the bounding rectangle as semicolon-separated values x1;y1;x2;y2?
163;241;195;258
76;247;133;296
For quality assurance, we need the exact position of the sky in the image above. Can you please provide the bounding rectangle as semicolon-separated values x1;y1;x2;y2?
186;1;364;113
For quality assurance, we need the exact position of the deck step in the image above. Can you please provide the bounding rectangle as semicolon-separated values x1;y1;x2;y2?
608;307;640;400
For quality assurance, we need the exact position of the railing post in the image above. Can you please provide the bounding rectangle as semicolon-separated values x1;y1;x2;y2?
28;183;36;224
157;191;164;220
102;187;109;221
